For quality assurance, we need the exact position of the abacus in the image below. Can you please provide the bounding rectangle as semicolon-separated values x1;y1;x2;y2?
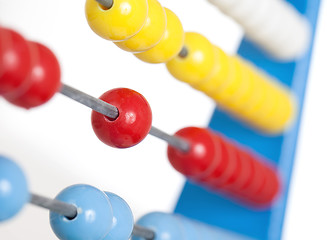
0;0;323;239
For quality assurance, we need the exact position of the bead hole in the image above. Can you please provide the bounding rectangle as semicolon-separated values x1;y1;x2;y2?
65;213;77;221
64;211;77;221
99;0;114;10
178;46;188;58
105;110;119;122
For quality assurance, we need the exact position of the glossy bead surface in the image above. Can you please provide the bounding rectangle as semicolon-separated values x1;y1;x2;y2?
85;0;148;41
167;127;218;179
132;212;183;240
134;8;184;63
207;139;238;188
103;192;134;240
91;88;152;148
212;56;243;103
227;150;253;192
175;214;200;240
5;41;61;109
50;184;113;240
253;167;280;205
115;0;166;52
239;156;266;198
0;28;32;96
166;32;215;85
0;155;29;221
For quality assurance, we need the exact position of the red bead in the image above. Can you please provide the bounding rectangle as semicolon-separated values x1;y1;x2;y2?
167;126;281;207
227;150;253;193
167;127;221;179
91;88;152;148
217;145;243;191
249;166;280;206
5;41;61;109
197;134;228;183
204;138;238;188
239;156;266;199
0;28;32;96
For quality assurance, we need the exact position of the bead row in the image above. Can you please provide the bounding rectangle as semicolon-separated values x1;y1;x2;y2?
0;27;61;109
0;26;280;207
86;0;184;62
167;36;296;133
207;0;311;60
167;127;280;206
0;155;135;240
0;27;189;150
85;0;297;134
1;155;253;240
133;212;250;240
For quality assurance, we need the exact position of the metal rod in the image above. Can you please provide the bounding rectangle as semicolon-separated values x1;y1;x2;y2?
30;193;77;219
60;84;119;120
150;126;190;152
96;0;113;9
133;225;155;240
30;193;155;239
59;84;190;152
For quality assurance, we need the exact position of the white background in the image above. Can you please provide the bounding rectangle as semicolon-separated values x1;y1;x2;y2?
0;0;326;239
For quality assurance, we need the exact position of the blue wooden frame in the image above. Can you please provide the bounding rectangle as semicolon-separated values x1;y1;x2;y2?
174;1;321;239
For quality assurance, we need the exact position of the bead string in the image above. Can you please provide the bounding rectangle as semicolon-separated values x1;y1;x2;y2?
60;84;190;152
30;192;155;240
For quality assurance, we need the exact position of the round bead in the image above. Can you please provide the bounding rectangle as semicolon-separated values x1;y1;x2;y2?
50;184;113;240
194;46;231;95
214;144;243;193
134;8;184;63
226;150;253;193
0;155;29;221
91;88;152;148
167;127;219;179
205;139;238;188
132;212;183;240
85;0;148;41
115;0;166;52
103;192;134;240
166;32;215;85
175;215;201;240
0;28;32;96
239;156;266;199
5;41;61;109
253;167;280;205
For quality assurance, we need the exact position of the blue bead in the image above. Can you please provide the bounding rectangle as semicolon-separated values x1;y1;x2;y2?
103;192;134;240
132;212;184;240
178;214;246;240
50;184;113;240
0;155;29;221
175;215;200;240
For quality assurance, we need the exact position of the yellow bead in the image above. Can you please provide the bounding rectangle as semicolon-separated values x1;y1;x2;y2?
231;63;256;107
221;66;255;113
227;59;255;105
115;0;166;52
259;90;287;128
263;91;297;133
134;8;184;63
166;32;215;85
194;46;231;94
212;56;243;103
239;74;269;118
85;0;148;41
